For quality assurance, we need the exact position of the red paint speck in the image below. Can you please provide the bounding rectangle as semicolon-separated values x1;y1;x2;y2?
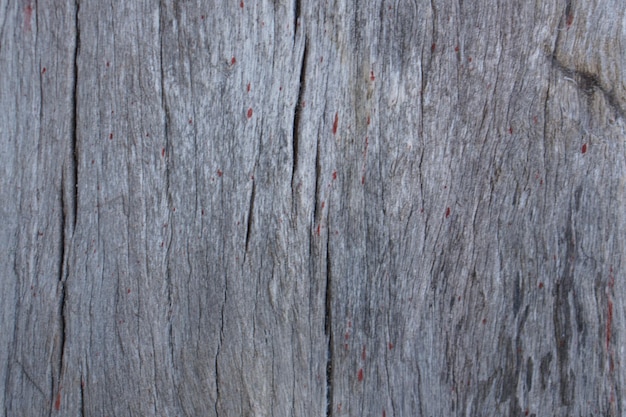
566;13;574;27
454;45;460;52
332;112;339;135
538;282;544;289
332;171;337;180
344;332;350;340
370;71;375;81
41;67;46;74
581;143;587;154
361;345;367;361
201;15;205;20
431;43;436;52
361;175;365;184
367;115;371;125
525;409;529;416
509;127;513;135
231;56;236;65
217;169;223;177
321;201;325;209
161;148;165;157
247;82;251;92
445;207;451;218
357;368;364;382
468;57;472;62
109;133;113;140
383;411;386;417
316;224;321;236
127;288;131;294
247;108;253;118
106;61;110;67
240;1;244;8
54;390;61;411
482;318;487;324
188;118;193;124
388;342;394;350
201;209;205;216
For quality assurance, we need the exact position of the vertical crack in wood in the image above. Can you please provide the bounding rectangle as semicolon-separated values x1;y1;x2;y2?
293;0;301;40
244;179;255;254
291;38;307;194
79;373;86;417
158;1;177;379
325;232;333;417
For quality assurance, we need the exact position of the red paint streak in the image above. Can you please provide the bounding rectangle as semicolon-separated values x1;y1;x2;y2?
581;143;587;154
566;13;574;27
172;207;176;212
231;56;236;65
217;169;223;177
127;288;131;294
606;300;613;350
538;282;544;289
332;171;337;180
161;148;165;157
109;133;113;140
383;411;386;417
321;201;325;209
344;343;349;350
332;112;339;135
388;342;394;350
240;1;244;8
24;4;33;31
344;332;350;340
533;116;538;124
361;345;366;361
316;224;321;236
509;127;513;135
106;61;110;67
361;175;365;184
320;56;324;63
247;82;251;92
201;209;205;216
525;409;529;416
370;70;375;81
431;43;436;52
445;207;451;218
348;320;352;328
367;115;371;125
357;368;364;382
247;108;253;118
54;390;61;411
41;67;46;74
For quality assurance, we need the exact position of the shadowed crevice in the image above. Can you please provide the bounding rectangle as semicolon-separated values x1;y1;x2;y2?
291;38;308;193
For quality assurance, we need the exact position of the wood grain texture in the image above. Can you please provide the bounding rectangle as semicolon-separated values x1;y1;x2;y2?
1;0;625;416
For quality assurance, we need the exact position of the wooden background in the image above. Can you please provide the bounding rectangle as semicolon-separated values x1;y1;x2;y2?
1;0;625;415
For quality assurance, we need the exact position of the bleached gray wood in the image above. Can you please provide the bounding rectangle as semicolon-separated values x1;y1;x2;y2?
2;0;625;416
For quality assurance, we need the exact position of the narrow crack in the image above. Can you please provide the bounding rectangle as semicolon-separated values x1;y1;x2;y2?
324;208;333;417
293;0;301;39
291;38;308;193
244;179;255;254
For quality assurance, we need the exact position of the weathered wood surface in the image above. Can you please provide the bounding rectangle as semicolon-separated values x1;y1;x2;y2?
2;0;625;415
